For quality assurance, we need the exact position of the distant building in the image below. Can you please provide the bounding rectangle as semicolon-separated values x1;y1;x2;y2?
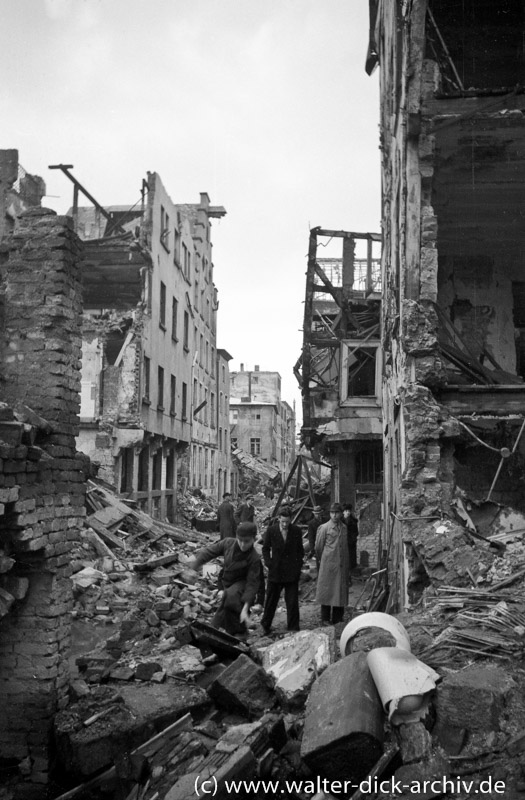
229;364;296;481
70;169;232;517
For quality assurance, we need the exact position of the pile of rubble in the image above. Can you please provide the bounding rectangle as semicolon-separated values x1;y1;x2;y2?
45;480;525;799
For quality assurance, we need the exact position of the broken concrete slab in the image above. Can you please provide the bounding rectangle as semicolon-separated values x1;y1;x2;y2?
208;654;276;718
435;665;515;732
157;644;205;679
301;651;384;783
71;566;108;590
260;628;336;707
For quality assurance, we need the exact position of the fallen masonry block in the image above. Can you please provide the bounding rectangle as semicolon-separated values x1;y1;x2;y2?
71;566;107;590
260;628;336;707
55;684;208;779
208;654;276;717
155;597;175;612
135;661;162;681
301;651;384;783
435;665;515;732
0;586;15;617
158;645;205;679
0;575;29;600
70;680;91;701
109;666;135;682
158;607;184;622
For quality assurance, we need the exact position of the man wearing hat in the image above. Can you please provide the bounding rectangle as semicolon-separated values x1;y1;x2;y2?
217;492;236;539
235;495;256;525
315;502;350;625
260;506;304;635
307;505;325;569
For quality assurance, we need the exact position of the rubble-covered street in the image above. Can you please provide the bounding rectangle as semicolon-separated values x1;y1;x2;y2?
3;1;525;799
20;478;525;800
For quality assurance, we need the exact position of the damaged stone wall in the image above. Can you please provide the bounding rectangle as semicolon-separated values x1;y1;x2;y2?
0;208;86;793
376;1;525;609
79;311;144;486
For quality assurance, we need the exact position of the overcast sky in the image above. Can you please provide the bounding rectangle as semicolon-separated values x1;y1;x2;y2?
2;0;380;425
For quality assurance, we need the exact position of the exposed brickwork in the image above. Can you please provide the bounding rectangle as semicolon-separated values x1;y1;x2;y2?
0;208;86;795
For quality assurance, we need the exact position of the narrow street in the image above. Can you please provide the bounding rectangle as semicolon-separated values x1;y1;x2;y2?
2;2;525;799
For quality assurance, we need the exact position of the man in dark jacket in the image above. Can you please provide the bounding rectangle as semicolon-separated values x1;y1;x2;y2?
307;505;325;569
190;522;260;637
260;507;304;635
235;496;255;526
343;503;359;571
217;492;236;539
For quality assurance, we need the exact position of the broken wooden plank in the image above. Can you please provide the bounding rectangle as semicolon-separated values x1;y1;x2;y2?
85;516;126;551
133;553;180;572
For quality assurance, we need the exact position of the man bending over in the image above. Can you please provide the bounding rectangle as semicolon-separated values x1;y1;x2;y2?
189;521;260;638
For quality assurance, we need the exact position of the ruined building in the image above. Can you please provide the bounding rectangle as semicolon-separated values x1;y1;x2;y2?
297;229;383;527
0;150;85;791
58;166;232;517
229;365;296;483
368;0;525;607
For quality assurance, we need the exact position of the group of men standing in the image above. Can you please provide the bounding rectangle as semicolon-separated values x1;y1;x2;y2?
190;494;359;639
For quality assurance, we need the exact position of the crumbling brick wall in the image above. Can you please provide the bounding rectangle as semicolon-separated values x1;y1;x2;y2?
0;208;86;794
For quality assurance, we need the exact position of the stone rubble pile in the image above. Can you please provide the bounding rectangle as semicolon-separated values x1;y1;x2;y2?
48;479;525;800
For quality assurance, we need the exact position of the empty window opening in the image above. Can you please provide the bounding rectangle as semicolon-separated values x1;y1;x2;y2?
427;0;525;92
157;366;164;409
347;347;377;397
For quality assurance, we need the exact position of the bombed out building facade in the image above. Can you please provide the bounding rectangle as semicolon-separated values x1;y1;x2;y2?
370;0;525;607
69;171;232;518
298;229;385;568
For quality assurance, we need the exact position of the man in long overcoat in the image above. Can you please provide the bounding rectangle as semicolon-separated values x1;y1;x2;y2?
315;502;350;625
217;492;236;539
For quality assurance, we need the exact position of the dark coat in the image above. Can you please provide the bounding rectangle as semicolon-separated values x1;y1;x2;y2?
346;514;359;544
217;500;236;539
262;522;304;584
307;516;324;553
193;538;261;605
235;503;255;524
